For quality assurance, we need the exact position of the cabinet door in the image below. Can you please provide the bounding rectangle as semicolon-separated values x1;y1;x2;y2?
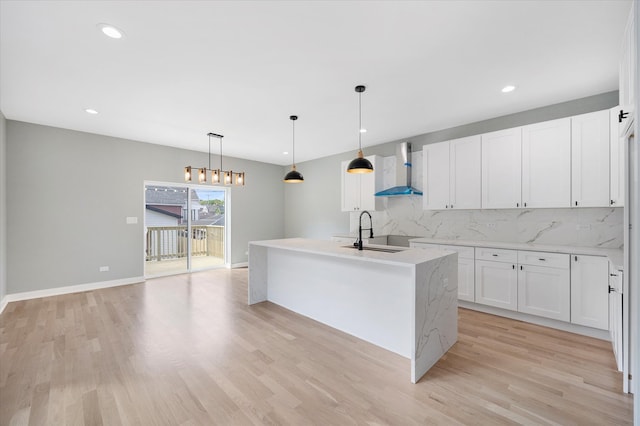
359;156;383;211
341;160;361;212
458;256;475;302
570;255;609;330
609;269;623;371
571;110;610;207
481;128;522;209
449;135;481;209
619;4;635;121
522;118;571;208
517;265;570;321
423;142;450;210
609;107;625;207
475;260;518;311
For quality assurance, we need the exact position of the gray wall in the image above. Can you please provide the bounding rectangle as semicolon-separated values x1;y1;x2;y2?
284;91;619;239
0;111;6;302
6;121;284;294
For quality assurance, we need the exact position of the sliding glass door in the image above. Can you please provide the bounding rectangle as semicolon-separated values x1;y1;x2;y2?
144;182;228;277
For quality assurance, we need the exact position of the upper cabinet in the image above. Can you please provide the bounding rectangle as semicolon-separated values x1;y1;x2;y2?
571;110;610;208
522;118;571;208
341;155;383;212
618;2;636;131
481;128;522;209
610;107;625;207
423;135;481;210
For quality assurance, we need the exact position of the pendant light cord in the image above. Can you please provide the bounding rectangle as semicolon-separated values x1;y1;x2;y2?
292;118;296;167
358;90;362;151
208;133;211;170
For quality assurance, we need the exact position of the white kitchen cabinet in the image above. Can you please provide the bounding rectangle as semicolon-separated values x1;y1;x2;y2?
522;118;571;208
410;242;475;302
475;247;518;311
423;136;481;210
422;142;450;210
341;155;383;212
570;254;609;330
481;128;522;209
517;252;570;322
571;110;610;207
449;136;481;209
609;266;623;371
618;2;635;131
609;107;625;207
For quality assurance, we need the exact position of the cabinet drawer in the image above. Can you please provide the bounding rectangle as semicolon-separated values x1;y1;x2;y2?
440;244;474;259
517;251;569;269
475;247;517;263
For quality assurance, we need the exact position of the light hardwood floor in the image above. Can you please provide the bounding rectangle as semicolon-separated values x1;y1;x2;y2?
0;268;633;425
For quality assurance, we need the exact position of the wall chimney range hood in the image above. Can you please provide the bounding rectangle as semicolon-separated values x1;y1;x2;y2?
375;142;423;197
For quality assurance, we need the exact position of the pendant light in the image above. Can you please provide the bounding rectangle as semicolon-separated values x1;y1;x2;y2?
184;133;245;186
284;115;304;183
347;85;374;174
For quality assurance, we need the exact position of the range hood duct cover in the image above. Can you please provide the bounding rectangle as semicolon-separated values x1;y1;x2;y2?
375;142;423;197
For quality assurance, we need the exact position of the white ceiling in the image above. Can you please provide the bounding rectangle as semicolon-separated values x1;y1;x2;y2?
0;0;632;166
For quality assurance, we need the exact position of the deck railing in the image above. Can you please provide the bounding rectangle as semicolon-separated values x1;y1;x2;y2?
145;225;224;261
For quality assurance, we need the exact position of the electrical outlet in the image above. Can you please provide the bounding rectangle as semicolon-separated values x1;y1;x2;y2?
486;223;497;229
99;266;109;272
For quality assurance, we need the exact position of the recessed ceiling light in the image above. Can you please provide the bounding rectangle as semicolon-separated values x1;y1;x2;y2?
360;128;367;133
501;85;516;93
85;108;98;115
283;151;289;155
97;23;123;39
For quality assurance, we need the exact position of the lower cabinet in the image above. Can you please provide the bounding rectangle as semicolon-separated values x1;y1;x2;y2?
609;267;623;370
475;259;518;311
517;252;570;322
571;254;609;330
410;241;611;331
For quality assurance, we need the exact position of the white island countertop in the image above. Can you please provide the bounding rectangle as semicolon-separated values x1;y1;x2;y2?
248;238;458;383
251;237;449;267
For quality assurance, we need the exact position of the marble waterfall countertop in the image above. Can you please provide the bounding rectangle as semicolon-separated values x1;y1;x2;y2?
408;237;623;269
248;238;458;383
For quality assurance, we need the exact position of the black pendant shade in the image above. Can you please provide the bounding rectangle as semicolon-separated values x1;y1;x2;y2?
347;150;374;173
284;166;304;183
347;85;374;174
284;115;304;183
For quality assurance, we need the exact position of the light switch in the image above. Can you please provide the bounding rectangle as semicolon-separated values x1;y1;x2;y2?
126;217;138;224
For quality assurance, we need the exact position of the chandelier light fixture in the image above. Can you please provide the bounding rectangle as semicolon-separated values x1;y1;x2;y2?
347;85;374;174
184;132;245;186
284;115;304;183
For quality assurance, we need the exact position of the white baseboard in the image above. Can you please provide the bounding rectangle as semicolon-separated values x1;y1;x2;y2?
458;301;610;341
231;262;248;268
0;276;145;314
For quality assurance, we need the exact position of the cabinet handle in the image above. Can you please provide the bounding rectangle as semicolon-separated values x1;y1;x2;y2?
524;202;527;207
610;273;618;277
538;258;546;261
516;202;519;207
512;264;515;269
450;204;453;209
574;255;578;262
492;254;498;257
575;201;578;206
619;109;629;123
520;265;523;270
609;285;615;293
611;200;615;205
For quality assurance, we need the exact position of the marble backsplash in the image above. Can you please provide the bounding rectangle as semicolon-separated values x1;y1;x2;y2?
349;152;624;249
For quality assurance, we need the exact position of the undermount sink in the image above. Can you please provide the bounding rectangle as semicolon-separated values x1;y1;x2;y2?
342;245;404;253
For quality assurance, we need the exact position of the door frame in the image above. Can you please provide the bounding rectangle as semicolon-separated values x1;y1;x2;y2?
143;180;231;277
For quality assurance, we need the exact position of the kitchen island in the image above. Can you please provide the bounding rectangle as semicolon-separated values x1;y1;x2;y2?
248;238;458;383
